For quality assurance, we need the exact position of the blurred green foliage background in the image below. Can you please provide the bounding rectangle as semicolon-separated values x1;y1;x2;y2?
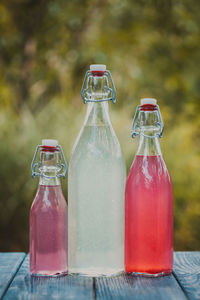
0;0;199;252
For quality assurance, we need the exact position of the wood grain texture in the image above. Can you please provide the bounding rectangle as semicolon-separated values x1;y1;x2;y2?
3;255;94;300
95;272;187;300
2;252;200;300
0;252;25;298
174;252;200;300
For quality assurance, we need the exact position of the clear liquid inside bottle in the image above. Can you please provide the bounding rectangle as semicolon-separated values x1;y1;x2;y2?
68;72;126;276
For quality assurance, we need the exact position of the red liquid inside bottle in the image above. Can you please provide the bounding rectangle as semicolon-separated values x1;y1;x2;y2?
125;99;173;276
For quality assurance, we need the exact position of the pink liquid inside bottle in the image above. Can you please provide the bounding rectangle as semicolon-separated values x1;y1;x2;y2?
30;140;68;276
125;99;173;276
30;185;68;276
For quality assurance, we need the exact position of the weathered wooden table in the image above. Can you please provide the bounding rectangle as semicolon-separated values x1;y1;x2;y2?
0;252;199;299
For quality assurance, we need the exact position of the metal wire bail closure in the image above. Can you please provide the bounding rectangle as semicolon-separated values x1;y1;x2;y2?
31;145;67;179
131;104;164;139
81;70;116;104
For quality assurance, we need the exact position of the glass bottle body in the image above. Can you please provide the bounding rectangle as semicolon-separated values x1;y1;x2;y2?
30;151;68;276
68;101;126;276
125;109;173;277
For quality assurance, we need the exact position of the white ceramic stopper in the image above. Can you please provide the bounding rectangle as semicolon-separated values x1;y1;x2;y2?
90;64;106;71
42;139;58;147
140;98;157;105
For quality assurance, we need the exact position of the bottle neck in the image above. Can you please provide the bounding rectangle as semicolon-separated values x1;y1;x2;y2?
84;101;111;126
136;135;162;156
134;107;163;156
84;74;112;126
39;151;61;186
39;174;60;186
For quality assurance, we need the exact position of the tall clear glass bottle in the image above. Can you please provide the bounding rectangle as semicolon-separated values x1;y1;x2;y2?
30;139;68;276
125;98;173;277
68;65;126;276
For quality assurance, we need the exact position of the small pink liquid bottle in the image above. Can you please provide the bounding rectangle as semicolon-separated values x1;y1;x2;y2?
30;139;68;276
125;98;173;277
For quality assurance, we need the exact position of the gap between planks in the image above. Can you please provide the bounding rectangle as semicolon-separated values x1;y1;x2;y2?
172;271;190;300
1;253;26;300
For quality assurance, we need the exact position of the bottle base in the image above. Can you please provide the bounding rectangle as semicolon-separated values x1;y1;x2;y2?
127;270;172;277
30;270;68;277
68;268;124;277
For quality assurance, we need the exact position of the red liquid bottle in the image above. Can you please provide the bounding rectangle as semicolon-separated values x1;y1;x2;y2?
30;139;68;276
125;98;173;277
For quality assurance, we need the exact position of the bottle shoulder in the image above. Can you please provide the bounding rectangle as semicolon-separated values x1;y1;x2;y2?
70;124;124;161
31;185;67;211
127;155;172;184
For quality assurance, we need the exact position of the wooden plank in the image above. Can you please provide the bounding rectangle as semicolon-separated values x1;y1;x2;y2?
0;252;25;298
95;272;187;300
174;252;200;300
3;255;94;300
